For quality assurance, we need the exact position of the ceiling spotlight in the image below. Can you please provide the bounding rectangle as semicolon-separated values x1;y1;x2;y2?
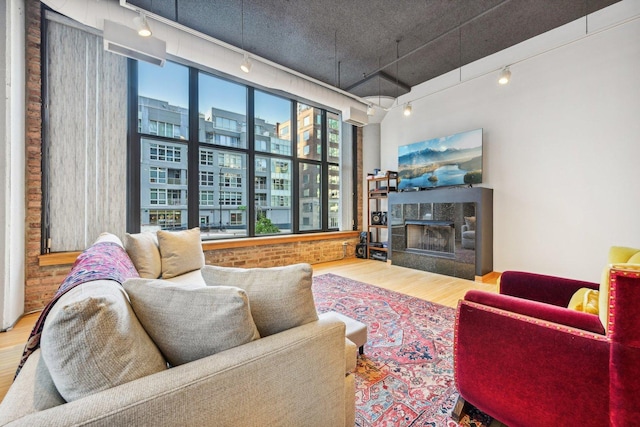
498;66;511;85
240;54;252;73
367;105;375;116
133;13;152;37
403;102;412;116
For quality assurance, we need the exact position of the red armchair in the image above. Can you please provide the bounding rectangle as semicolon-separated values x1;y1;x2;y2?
452;265;640;426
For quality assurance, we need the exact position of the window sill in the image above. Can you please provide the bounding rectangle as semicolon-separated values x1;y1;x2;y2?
38;230;359;267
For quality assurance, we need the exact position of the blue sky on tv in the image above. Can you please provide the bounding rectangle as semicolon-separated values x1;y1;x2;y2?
399;128;482;156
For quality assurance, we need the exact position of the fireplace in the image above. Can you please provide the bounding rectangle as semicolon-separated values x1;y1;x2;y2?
406;221;455;257
388;187;493;280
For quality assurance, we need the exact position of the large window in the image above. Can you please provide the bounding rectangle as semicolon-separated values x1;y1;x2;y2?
133;60;347;239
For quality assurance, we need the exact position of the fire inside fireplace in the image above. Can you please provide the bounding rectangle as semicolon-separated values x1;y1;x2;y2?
405;220;455;256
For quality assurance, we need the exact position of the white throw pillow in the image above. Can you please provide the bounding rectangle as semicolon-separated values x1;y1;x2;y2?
124;232;161;279
40;282;167;402
157;228;205;279
123;278;260;366
201;263;318;337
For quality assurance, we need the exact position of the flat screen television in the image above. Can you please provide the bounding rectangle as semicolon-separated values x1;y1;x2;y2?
398;128;483;190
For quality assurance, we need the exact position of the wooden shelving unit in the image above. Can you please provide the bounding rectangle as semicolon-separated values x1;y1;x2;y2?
366;171;397;261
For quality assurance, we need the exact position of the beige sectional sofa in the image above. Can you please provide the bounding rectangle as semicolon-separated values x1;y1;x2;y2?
0;231;356;426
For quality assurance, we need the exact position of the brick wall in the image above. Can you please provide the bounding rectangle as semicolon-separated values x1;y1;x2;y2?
205;236;360;268
22;0;363;313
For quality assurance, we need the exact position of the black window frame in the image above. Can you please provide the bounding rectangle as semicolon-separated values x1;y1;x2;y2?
128;60;349;237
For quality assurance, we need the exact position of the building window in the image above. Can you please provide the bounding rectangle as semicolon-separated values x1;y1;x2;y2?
200;171;215;186
167;189;182;205
219;153;242;169
271;195;290;207
230;213;243;225
200;148;214;166
220;191;242;206
150;167;166;184
150;143;182;163
200;190;215;206
272;179;290;191
150;189;167;205
255;176;267;190
223;173;242;188
255;193;267;207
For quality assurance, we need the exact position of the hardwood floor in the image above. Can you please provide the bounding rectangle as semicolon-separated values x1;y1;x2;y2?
0;312;40;402
0;258;498;406
313;258;498;308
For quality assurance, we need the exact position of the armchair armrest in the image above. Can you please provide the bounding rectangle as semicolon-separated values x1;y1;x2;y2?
454;299;610;427
499;271;599;307
465;290;605;334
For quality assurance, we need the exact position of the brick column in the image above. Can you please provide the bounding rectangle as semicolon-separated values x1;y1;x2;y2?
24;0;72;313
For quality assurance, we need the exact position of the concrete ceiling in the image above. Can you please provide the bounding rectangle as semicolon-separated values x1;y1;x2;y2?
126;0;621;99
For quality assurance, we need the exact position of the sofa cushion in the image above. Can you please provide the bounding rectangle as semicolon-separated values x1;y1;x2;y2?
124;232;161;279
123;278;260;366
201;263;318;337
157;227;205;279
40;281;167;402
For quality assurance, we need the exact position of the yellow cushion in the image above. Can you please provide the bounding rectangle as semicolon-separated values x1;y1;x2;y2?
599;247;640;330
568;288;600;315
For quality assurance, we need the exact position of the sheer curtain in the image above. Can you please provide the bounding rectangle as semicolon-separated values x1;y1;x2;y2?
44;17;127;251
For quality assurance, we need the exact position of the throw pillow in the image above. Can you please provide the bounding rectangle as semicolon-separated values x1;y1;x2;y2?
464;216;476;231
201;263;318;337
40;282;167;402
124;232;161;279
123;278;260;366
156;227;205;279
567;288;599;315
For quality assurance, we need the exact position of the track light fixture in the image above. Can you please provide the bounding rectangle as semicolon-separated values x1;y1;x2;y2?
133;13;152;37
367;104;375;116
403;102;412;116
240;54;252;73
498;66;511;85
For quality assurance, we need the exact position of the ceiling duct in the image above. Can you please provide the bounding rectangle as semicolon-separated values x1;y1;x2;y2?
103;20;166;66
342;106;369;127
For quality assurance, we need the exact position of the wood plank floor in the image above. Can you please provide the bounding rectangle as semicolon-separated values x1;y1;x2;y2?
0;258;499;409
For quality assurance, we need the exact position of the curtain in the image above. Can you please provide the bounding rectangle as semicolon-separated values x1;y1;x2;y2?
45;19;127;251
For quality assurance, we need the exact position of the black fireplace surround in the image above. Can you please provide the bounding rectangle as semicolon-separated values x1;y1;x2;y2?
388;187;493;280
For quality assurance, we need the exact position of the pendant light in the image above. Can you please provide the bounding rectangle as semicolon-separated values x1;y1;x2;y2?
239;0;252;73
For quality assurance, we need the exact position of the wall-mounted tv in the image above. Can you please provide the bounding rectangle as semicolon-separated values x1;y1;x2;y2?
398;128;483;190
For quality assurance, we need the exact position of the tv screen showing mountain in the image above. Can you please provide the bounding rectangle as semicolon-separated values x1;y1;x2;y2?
398;128;483;190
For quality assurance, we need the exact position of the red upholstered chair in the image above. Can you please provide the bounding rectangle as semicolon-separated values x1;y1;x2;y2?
452;259;640;426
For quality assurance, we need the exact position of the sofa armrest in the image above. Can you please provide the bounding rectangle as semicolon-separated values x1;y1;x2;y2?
499;270;599;307
455;299;610;427
2;319;350;427
465;290;605;334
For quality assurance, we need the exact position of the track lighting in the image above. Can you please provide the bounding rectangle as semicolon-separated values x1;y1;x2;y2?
498;66;511;85
133;13;152;37
367;105;375;116
240;54;252;73
403;102;412;116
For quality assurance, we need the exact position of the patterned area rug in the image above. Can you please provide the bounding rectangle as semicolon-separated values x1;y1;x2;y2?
312;273;492;427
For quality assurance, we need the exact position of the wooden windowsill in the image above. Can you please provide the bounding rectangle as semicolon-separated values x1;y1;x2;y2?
38;230;360;267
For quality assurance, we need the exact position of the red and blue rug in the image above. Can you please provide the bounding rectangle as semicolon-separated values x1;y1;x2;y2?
312;273;492;427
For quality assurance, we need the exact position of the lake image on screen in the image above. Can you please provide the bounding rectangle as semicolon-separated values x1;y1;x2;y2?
398;128;482;190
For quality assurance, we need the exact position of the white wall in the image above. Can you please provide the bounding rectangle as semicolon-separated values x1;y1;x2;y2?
379;2;640;282
1;0;26;330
